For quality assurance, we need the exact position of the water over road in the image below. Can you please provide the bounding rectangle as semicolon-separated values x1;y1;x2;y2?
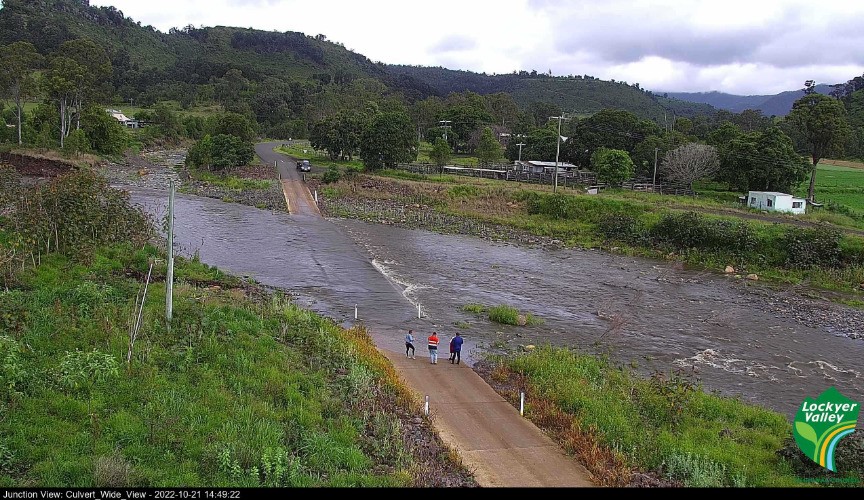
127;187;863;419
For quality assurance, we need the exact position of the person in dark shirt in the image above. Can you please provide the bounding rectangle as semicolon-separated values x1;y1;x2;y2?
451;332;464;364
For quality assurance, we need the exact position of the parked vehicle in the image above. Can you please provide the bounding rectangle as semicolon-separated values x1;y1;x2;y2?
297;159;312;172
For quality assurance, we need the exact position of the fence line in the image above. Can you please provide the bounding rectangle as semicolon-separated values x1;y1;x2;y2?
388;163;694;195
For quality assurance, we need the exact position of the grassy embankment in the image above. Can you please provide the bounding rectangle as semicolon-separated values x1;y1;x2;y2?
0;168;470;487
320;174;864;298
483;347;864;487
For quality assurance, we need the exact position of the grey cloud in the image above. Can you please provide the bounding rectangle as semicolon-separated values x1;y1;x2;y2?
430;35;477;53
537;1;864;70
557;26;771;66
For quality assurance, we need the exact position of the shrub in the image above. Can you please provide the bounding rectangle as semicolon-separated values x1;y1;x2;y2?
650;212;708;250
597;213;645;244
648;212;757;254
3;170;153;272
665;452;729;487
780;227;843;268
461;303;486;314
449;185;481;198
322;166;342;184
488;305;520;325
526;193;577;220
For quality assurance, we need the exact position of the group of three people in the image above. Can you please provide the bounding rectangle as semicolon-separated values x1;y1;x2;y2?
405;330;463;364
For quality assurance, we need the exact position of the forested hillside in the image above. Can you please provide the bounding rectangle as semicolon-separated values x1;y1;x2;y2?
388;65;717;121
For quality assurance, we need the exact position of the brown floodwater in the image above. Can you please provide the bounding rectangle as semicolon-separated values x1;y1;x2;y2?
129;188;863;418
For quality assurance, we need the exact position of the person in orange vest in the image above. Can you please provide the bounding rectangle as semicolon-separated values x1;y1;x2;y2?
427;331;440;364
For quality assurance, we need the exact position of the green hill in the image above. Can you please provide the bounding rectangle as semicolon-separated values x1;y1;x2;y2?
0;0;436;100
0;0;717;123
387;65;717;121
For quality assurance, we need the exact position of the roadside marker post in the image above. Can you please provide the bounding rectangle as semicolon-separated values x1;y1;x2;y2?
520;391;525;416
354;304;358;319
425;395;429;416
418;303;421;319
165;180;175;323
314;190;318;204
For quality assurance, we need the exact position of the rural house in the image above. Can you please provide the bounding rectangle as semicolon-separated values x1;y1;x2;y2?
519;160;579;174
746;191;806;215
106;109;140;129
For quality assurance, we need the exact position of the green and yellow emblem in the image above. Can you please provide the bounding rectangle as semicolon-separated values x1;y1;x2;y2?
793;387;860;472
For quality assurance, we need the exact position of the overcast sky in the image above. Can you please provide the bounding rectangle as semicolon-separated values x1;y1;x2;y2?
88;0;864;95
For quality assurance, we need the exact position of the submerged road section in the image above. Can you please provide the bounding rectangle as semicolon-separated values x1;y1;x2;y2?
255;142;320;216
127;145;595;486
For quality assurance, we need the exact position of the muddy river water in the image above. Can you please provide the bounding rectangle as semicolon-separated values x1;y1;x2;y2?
129;188;863;418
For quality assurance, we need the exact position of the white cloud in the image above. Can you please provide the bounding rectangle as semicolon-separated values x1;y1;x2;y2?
89;0;864;94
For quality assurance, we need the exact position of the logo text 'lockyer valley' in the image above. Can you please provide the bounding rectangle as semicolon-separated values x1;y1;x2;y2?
793;387;860;472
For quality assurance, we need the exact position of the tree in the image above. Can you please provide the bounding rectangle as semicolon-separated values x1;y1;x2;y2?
62;128;89;157
80;106;128;155
44;56;83;148
719;127;809;193
152;102;184;142
429;137;451;171
661;144;719;190
56;39;112;130
562;109;659;167
591;148;634;187
523;127;558;162
475;127;503;166
208;112;257;142
185;134;252;171
360;111;418;170
786;93;850;201
0;41;41;145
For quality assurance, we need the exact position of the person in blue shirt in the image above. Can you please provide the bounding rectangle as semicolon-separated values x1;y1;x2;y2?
450;332;464;364
405;330;416;359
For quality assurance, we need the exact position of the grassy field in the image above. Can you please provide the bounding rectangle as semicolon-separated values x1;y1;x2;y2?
483;347;837;487
416;142;480;167
795;163;864;217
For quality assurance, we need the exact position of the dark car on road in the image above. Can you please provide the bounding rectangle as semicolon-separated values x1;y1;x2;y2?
297;159;312;172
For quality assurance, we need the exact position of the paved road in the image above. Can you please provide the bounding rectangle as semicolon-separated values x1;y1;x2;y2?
253;142;595;487
255;142;319;216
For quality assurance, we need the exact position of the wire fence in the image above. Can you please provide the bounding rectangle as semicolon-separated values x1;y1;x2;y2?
389;162;695;195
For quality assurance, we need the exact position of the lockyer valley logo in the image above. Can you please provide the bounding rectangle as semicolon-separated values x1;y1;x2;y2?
793;387;860;472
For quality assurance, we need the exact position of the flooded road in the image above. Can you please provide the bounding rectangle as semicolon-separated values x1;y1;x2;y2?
129;188;863;418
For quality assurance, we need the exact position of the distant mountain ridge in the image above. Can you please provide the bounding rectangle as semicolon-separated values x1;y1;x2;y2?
664;84;835;117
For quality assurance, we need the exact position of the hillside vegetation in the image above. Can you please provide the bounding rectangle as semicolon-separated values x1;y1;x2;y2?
0;166;472;487
388;65;717;121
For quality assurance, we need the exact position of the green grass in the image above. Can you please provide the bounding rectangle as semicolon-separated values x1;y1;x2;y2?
188;170;272;191
275;144;364;169
795;163;864;218
416;142;480;167
0;245;420;487
501;347;802;487
462;303;543;326
461;303;487;314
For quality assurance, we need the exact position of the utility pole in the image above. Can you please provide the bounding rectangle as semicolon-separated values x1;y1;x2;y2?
166;179;175;323
652;147;659;192
550;115;567;193
516;142;526;162
439;120;452;143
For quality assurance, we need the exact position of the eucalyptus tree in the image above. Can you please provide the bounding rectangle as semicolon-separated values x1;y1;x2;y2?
786;93;850;201
0;41;42;145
